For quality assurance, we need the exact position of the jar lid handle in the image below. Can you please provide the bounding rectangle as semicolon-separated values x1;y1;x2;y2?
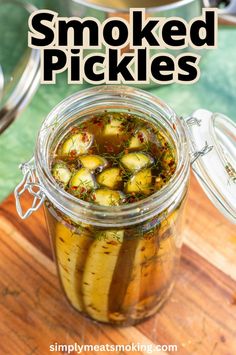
14;157;45;219
185;109;236;224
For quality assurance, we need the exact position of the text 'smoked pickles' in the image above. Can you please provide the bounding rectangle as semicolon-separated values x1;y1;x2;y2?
28;8;218;85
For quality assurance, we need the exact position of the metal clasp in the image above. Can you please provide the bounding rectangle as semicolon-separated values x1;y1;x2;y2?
14;157;45;219
190;141;214;165
185;116;202;127
183;115;214;165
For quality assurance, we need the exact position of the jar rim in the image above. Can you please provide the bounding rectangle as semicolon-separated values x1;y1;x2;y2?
35;85;190;226
72;0;196;14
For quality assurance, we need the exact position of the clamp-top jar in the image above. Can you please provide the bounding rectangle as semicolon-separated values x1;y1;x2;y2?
15;85;236;325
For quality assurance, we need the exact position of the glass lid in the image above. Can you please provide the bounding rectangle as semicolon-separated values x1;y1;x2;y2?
185;109;236;224
0;0;40;134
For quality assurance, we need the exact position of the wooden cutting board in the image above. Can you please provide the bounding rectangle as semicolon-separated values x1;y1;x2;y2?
0;175;235;355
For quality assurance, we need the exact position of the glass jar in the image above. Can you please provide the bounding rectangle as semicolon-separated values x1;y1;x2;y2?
0;0;40;133
15;85;236;326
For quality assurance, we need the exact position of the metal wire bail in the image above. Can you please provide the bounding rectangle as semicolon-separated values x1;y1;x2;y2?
190;141;214;165
14;157;45;219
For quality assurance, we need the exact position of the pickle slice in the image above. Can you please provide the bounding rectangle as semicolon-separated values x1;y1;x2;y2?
128;129;149;150
60;132;93;156
108;236;140;322
55;222;92;311
120;152;153;172
125;168;152;195
92;189;123;206
69;168;96;192
103;118;123;136
82;230;124;322
97;167;122;189
121;233;158;312
122;234;175;317
79;155;107;171
52;162;71;186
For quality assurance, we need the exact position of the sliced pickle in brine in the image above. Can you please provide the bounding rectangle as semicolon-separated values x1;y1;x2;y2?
128;129;149;150
125;168;152;195
60;132;93;156
122;233;175;317
69;168;96;192
97;167;122;189
121;233;159;311
82;230;124;322
79;155;107;171
103;117;123;136
52;112;177;204
120;152;153;172
92;189;123;206
55;222;92;311
108;238;139;322
52;162;71;186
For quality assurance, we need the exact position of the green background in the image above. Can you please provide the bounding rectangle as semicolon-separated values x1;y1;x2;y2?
0;1;235;201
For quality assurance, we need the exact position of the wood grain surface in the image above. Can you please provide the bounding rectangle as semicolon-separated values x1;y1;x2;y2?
0;174;235;355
